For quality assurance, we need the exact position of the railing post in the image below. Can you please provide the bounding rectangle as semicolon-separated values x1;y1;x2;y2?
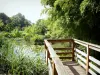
52;61;58;75
72;41;75;61
86;45;90;75
45;43;50;65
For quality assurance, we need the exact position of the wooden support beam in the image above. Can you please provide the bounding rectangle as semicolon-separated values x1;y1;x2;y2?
56;52;72;55
59;56;72;59
45;43;47;63
54;48;72;50
44;39;69;75
72;41;75;61
52;61;58;75
47;39;74;43
86;45;90;75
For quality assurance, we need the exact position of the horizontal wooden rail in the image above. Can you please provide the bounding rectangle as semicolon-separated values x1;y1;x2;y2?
74;39;100;52
59;56;72;59
56;52;72;55
44;39;69;75
45;39;100;75
44;40;58;58
54;48;72;50
48;39;74;43
74;39;100;75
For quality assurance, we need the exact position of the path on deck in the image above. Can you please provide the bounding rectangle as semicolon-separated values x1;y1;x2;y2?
63;61;86;75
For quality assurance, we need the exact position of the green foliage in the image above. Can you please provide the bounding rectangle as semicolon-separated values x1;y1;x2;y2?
22;19;47;44
0;12;48;74
11;13;31;28
0;38;48;75
0;13;31;32
80;0;89;14
0;13;11;25
41;0;100;44
10;28;22;38
0;19;4;31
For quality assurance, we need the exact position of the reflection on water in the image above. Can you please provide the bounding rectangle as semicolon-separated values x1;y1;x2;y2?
14;45;45;60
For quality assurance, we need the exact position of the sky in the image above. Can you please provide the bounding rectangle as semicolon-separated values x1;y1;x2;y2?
0;0;47;23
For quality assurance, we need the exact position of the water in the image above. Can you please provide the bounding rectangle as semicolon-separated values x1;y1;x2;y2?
14;45;45;60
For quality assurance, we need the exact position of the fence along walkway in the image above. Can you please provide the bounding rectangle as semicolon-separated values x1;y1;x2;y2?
44;39;100;75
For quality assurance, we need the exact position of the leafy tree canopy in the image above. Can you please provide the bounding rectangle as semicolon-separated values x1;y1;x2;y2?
0;13;31;31
41;0;100;44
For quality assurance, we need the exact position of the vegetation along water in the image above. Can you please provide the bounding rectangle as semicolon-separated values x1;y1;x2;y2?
0;0;100;74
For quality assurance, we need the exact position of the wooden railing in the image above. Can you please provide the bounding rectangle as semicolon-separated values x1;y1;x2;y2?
44;39;100;75
44;39;74;75
74;39;100;75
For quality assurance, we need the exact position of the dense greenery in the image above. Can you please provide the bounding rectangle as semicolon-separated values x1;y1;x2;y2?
0;37;47;75
0;13;30;32
41;0;100;44
0;13;48;75
0;0;100;74
41;0;100;61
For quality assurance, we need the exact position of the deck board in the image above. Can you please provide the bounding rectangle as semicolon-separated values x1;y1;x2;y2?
63;61;86;75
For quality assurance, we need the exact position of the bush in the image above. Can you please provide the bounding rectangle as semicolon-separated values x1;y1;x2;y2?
0;38;48;75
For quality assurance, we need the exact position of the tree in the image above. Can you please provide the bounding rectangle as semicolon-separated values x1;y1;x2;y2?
11;13;31;29
36;19;47;35
0;19;4;31
0;13;11;25
0;13;11;31
41;0;100;44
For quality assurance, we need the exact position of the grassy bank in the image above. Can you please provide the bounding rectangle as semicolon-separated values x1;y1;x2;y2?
0;37;48;75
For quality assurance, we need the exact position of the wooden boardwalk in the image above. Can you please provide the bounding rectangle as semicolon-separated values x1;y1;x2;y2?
63;61;86;75
44;39;100;75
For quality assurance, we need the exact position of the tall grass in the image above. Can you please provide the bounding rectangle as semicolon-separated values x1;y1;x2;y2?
0;37;48;75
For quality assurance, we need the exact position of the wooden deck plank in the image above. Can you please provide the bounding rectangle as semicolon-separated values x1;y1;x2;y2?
63;61;86;75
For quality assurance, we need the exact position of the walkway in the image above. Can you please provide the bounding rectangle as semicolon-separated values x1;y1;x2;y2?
44;39;100;75
63;61;86;75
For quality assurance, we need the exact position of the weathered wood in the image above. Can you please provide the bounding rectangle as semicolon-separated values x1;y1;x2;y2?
86;45;90;75
46;50;48;64
78;60;86;69
74;39;100;48
52;61;58;75
48;39;74;43
74;39;100;52
44;40;58;58
74;39;100;75
76;53;86;63
45;39;100;75
44;39;69;75
56;52;72;55
52;58;69;75
54;48;72;50
72;41;75;61
89;69;97;75
89;56;100;66
89;46;100;52
48;58;53;75
74;40;87;47
89;62;100;74
63;61;86;75
59;56;72;59
46;50;50;65
75;48;87;57
45;43;48;63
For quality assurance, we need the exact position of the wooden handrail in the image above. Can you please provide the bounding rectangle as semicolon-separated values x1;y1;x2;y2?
47;39;74;43
44;39;100;75
74;39;100;52
74;39;100;75
44;39;69;75
44;40;58;58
